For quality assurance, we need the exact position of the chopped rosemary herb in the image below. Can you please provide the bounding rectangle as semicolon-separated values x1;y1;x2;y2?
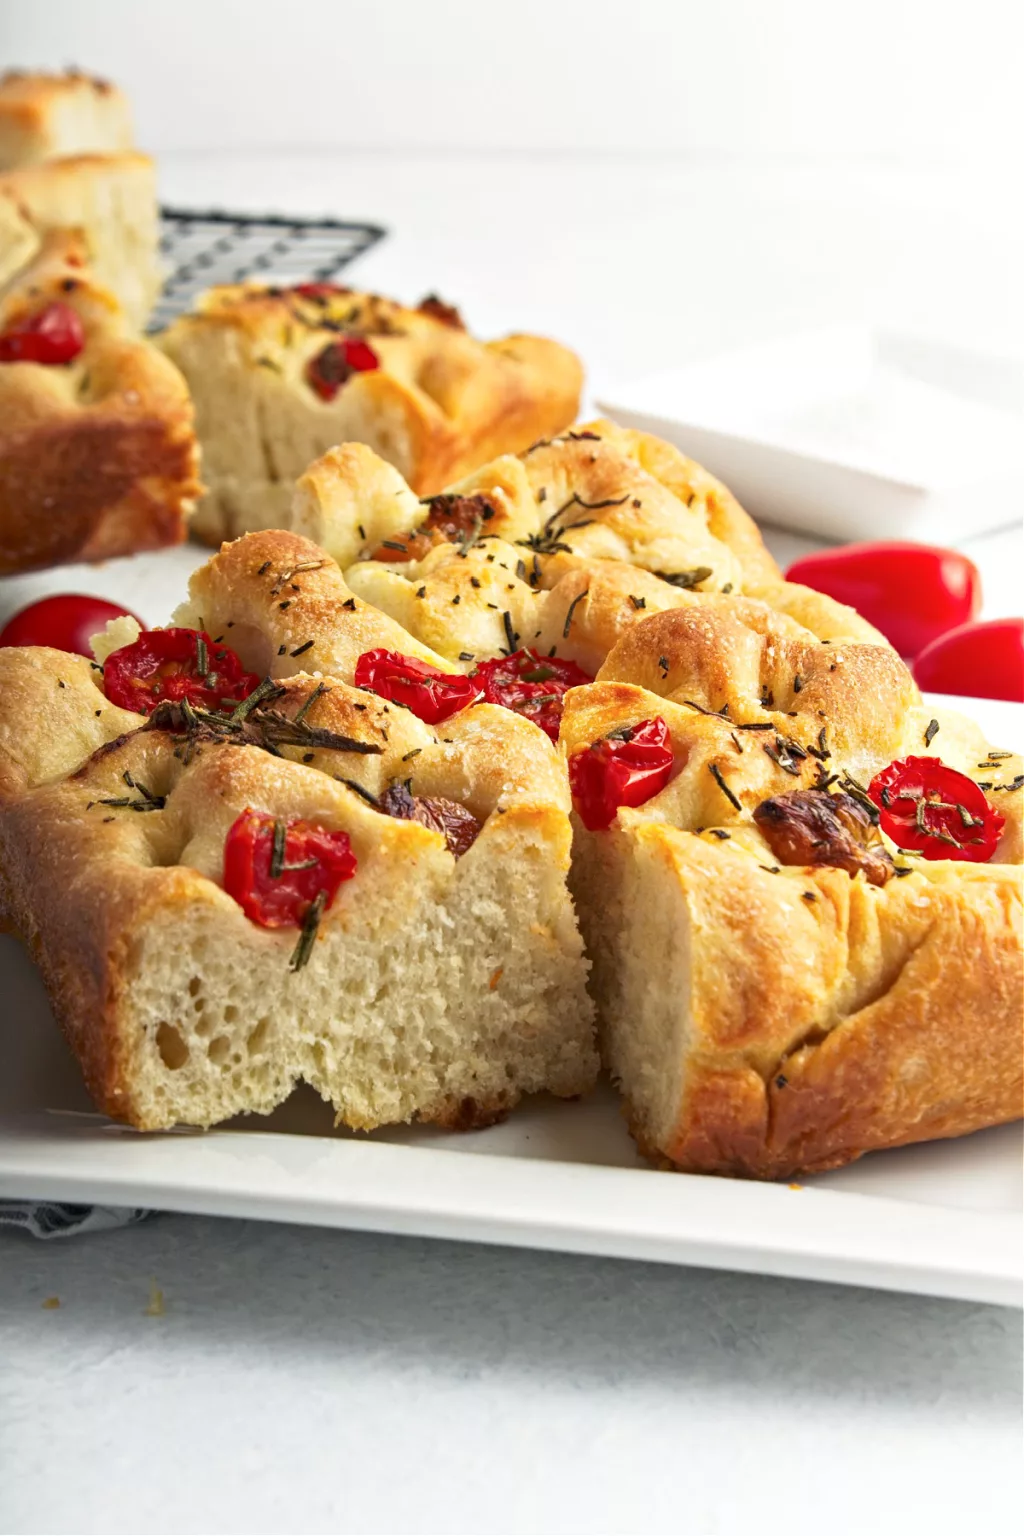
924;718;940;747
336;777;380;806
270;819;287;879
562;593;584;640
763;740;802;776
709;763;742;812
504;610;520;651
629;595;646;610
292;680;329;725
93;770;167;814
149;693;380;764
289;890;326;972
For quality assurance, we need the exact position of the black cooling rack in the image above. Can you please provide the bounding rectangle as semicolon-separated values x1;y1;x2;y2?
149;207;387;331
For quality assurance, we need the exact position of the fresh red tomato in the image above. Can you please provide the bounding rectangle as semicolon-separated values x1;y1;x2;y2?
868;756;1004;862
0;593;142;658
473;649;593;740
785;541;981;657
0;302;85;365
223;808;357;929
103;628;261;715
305;336;380;401
353;648;481;724
568;717;675;831
912;618;1024;703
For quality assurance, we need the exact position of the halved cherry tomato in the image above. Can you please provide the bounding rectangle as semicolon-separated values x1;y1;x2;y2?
568;717;674;831
912;618;1024;703
785;541;981;658
353;649;481;724
0;593;141;658
292;282;351;301
0;302;85;365
868;756;1004;861
305;336;380;401
474;649;593;741
103;628;261;715
223;808;357;928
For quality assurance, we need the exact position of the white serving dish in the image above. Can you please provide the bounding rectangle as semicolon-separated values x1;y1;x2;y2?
0;694;1020;1306
598;328;1024;543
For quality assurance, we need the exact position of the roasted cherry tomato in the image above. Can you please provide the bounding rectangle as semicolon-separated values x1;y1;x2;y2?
103;628;261;716
0;302;85;365
473;649;593;741
868;756;1004;862
568;717;674;831
912;618;1024;703
417;294;465;329
0;593;142;658
785;541;981;658
223;808;357;929
353;648;481;724
305;336;380;401
292;282;351;301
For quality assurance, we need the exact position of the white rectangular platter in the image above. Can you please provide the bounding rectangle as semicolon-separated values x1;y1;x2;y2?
597;328;1024;543
1;694;1021;1307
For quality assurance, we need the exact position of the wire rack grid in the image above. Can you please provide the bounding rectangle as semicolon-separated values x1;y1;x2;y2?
149;207;387;331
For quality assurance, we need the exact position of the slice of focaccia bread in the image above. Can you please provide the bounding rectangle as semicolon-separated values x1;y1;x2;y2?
0;151;161;329
0;229;199;574
157;282;583;540
559;600;1023;1179
0;531;596;1133
0;69;133;170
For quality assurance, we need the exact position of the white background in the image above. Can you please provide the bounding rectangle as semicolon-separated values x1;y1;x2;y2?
2;5;1023;1535
4;0;1024;166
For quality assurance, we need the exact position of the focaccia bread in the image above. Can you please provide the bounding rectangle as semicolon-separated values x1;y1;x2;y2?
0;191;38;288
157;282;583;540
0;151;161;329
0;70;133;169
0;229;200;574
559;601;1023;1179
284;421;884;674
0;530;596;1133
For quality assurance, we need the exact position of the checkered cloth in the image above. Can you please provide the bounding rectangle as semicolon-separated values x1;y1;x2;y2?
0;1201;153;1238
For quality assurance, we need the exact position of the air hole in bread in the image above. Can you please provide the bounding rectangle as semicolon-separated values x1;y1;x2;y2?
207;1034;231;1066
156;1022;189;1070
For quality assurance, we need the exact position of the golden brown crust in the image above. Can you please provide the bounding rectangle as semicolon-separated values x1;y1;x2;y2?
0;152;160;326
560;600;1023;1178
0;230;200;573
157;283;583;540
634;830;1022;1178
0;71;133;169
0;534;592;1131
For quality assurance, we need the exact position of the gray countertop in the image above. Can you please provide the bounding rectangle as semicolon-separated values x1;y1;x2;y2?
2;1215;1021;1535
